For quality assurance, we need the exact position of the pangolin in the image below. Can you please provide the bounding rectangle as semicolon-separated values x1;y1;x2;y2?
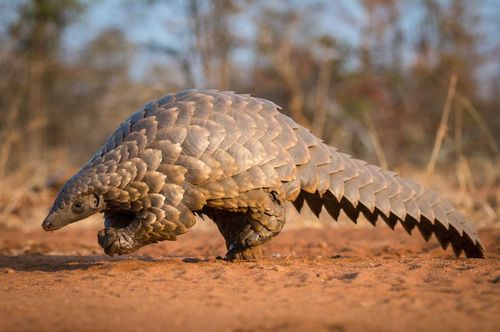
42;89;485;259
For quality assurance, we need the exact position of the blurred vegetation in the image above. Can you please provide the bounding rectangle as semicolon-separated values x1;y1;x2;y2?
0;0;498;228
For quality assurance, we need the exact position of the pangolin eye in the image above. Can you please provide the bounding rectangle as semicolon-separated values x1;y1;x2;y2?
72;201;84;213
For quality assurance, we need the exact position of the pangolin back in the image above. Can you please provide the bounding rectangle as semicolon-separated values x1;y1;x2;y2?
76;89;484;257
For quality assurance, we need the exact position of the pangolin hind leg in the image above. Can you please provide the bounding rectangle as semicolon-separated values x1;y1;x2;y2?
212;211;264;260
207;190;286;261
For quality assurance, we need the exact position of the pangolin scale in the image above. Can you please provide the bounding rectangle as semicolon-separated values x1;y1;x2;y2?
42;89;485;259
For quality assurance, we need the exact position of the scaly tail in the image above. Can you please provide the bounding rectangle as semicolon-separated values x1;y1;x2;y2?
285;125;485;258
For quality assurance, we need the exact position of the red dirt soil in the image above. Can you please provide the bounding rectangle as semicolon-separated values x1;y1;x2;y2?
1;224;499;332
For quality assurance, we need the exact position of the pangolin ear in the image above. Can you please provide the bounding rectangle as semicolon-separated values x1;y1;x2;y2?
91;193;104;210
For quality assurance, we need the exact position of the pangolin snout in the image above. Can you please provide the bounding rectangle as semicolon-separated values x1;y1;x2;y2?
42;218;54;231
42;214;61;231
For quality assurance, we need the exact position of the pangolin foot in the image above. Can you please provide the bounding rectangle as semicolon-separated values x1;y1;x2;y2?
224;244;263;261
98;228;139;257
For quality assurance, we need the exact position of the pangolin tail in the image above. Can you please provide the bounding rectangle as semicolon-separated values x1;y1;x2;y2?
291;140;485;258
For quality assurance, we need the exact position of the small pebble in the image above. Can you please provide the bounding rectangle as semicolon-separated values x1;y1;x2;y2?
339;272;359;281
3;268;15;274
317;272;328;281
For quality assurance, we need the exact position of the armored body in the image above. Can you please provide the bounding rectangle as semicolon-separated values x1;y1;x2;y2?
42;90;485;259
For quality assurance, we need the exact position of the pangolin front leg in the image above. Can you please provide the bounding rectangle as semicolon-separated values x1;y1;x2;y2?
97;211;153;256
98;204;192;256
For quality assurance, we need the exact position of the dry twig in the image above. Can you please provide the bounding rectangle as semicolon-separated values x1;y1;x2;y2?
425;74;458;180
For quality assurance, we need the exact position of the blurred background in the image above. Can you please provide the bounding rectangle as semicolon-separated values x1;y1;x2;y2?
0;0;498;230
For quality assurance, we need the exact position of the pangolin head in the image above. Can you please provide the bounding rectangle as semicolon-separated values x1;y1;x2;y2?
42;171;106;231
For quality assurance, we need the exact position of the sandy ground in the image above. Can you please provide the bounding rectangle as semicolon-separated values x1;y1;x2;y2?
0;222;499;332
